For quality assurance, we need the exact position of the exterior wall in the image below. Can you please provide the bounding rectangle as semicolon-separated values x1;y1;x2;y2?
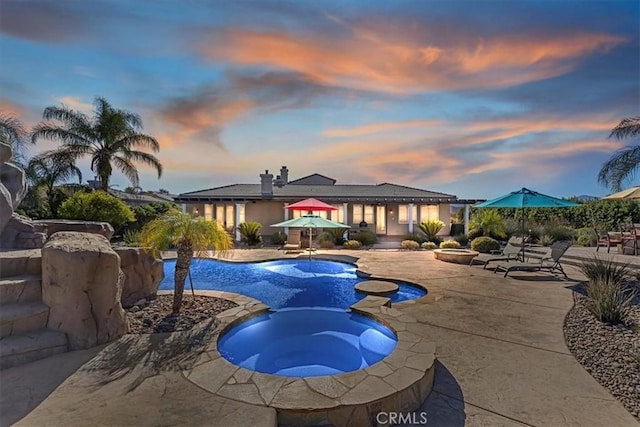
245;201;286;235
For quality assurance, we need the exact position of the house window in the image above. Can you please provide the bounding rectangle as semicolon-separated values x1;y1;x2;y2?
352;204;363;223
225;205;234;228
331;205;345;223
420;205;439;222
215;205;224;226
364;205;374;224
398;205;418;224
204;204;213;221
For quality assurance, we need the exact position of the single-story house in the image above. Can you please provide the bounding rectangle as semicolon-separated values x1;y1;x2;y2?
174;166;464;242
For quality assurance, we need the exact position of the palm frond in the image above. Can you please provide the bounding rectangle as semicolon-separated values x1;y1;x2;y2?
121;150;163;177
609;117;640;141
0;112;31;161
112;155;140;187
117;133;160;152
42;105;90;129
31;125;93;146
598;145;640;192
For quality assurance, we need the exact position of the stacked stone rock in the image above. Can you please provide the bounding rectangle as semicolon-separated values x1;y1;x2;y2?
0;141;47;249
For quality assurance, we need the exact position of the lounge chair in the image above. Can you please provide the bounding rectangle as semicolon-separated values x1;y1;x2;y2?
469;236;524;268
282;229;303;253
595;228;622;253
493;240;572;278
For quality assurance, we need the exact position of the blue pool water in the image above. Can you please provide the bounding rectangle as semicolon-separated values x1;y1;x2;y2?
218;307;398;377
159;259;426;309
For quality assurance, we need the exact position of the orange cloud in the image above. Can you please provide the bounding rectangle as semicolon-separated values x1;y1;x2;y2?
322;119;442;138
0;98;27;116
197;26;626;93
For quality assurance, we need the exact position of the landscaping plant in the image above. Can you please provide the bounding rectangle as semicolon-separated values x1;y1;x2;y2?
343;240;362;249
421;242;437;250
404;231;427;244
579;257;636;324
470;236;500;253
238;221;263;246
440;240;461;249
270;231;287;246
58;190;135;231
470;210;506;239
419;219;444;241
401;240;420;250
354;230;377;246
140;210;233;313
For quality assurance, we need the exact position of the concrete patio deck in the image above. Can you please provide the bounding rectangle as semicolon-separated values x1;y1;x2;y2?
2;248;637;426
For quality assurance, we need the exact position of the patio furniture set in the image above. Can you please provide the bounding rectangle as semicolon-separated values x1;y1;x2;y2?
595;223;640;255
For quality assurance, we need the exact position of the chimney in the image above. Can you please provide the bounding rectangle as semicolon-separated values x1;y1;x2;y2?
260;169;273;197
280;166;289;185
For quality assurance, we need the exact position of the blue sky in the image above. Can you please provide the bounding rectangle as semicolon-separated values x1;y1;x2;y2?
1;0;638;199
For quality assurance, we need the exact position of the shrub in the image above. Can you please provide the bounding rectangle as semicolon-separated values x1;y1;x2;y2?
129;201;177;232
58;190;135;231
576;227;597;247
453;234;469;246
580;257;635;324
123;229;141;246
404;231;427;244
238;222;263;246
319;240;335;249
354;230;377;246
343;239;362;250
327;228;347;245
428;235;443;246
421;242;437;250
539;234;555;246
470;210;506;239
470;236;500;253
401;240;420;250
419;219;444;240
544;225;576;242
270;231;287;245
440;240;461;249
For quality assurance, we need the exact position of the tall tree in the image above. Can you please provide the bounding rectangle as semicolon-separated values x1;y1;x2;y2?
139;210;233;313
25;151;83;217
31;97;162;190
598;116;640;192
0;112;32;165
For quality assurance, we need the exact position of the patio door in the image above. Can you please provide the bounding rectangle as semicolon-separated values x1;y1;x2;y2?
376;205;386;234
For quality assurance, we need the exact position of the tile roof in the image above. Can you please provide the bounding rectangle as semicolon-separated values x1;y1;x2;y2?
176;182;457;203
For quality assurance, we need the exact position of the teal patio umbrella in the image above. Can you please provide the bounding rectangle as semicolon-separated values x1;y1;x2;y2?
271;215;350;259
474;188;579;260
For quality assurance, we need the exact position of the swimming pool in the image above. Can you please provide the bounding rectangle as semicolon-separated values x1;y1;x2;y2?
159;259;425;309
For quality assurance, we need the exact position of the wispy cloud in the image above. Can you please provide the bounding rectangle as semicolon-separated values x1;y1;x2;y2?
322;119;442;138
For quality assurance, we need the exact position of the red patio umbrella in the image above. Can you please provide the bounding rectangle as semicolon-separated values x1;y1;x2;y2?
286;198;337;212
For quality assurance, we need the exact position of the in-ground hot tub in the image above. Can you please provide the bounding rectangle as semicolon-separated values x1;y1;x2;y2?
433;248;479;264
217;307;397;377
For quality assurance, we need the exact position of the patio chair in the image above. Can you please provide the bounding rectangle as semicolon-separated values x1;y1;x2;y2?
469;236;524;268
493;240;572;278
620;223;638;255
595;228;621;253
282;229;303;253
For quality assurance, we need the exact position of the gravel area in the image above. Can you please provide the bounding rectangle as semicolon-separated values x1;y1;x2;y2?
126;294;238;334
564;283;640;420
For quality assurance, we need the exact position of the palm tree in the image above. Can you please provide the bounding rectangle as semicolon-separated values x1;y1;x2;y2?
0;112;32;165
25;151;83;217
470;210;506;238
598;116;640;192
31;97;162;191
139;210;233;313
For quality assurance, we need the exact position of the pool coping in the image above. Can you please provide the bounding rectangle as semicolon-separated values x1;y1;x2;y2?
175;289;436;426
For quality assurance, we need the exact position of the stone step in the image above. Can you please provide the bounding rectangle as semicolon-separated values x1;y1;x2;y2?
0;274;42;306
0;328;68;370
0;249;42;278
0;302;49;338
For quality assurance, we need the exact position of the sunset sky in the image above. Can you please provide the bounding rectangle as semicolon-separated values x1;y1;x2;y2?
1;0;638;199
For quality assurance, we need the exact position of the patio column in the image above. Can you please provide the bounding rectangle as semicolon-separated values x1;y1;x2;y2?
284;203;289;234
343;203;349;224
181;204;186;214
464;205;470;235
408;203;414;233
235;203;244;242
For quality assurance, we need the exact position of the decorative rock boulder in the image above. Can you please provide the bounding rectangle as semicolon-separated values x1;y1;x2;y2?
34;219;115;241
0;162;27;208
42;232;128;350
115;247;164;307
0;213;47;249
